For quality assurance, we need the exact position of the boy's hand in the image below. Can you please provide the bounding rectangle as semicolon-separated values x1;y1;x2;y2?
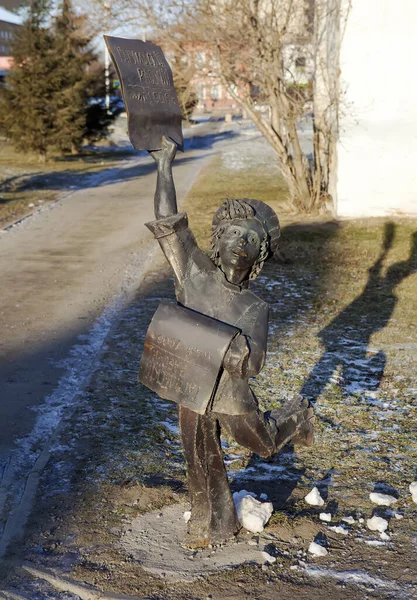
224;335;250;377
149;136;177;166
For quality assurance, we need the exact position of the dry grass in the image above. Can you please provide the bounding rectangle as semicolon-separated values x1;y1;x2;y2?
0;139;135;228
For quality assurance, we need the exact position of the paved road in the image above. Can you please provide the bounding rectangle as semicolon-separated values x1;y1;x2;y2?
0;120;240;556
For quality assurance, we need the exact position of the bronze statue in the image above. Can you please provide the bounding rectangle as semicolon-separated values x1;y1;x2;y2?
103;35;314;547
141;137;314;547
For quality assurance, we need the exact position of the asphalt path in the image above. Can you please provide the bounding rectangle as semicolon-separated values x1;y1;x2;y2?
0;119;242;557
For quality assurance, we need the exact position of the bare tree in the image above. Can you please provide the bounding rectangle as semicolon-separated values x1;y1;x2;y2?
91;0;340;212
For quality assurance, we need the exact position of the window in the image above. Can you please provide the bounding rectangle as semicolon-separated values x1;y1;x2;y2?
197;84;206;101
211;84;221;100
226;84;238;99
195;51;206;66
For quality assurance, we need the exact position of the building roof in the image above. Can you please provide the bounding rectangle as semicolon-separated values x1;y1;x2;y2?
0;6;22;25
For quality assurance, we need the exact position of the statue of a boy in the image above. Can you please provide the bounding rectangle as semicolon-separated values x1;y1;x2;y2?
145;137;314;547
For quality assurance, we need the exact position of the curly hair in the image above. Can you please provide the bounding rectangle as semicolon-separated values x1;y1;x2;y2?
211;198;270;281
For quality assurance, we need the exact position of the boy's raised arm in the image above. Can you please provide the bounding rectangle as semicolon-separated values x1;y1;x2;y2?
149;136;178;219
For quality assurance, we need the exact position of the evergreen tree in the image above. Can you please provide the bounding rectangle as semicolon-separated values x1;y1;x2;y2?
0;0;60;161
0;0;113;159
51;0;112;154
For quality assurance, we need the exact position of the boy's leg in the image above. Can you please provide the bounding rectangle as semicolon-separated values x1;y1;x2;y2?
178;405;240;546
219;396;314;458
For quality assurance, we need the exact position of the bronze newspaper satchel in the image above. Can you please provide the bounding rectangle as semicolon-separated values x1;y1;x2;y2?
139;302;239;414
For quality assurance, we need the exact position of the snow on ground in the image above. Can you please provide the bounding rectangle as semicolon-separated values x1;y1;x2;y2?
233;490;273;533
367;516;388;533
308;541;328;557
369;492;397;505
304;487;325;506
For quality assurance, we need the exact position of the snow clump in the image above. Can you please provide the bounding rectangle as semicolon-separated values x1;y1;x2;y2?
233;490;273;534
369;492;397;506
328;525;349;535
319;512;332;522
308;541;328;557
367;516;388;533
183;511;191;523
409;482;417;504
342;516;355;524
304;487;324;507
262;551;276;564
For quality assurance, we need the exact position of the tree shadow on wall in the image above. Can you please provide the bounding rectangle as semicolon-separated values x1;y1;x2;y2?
301;223;417;403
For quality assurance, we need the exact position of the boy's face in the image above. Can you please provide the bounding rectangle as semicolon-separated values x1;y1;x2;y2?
217;218;265;272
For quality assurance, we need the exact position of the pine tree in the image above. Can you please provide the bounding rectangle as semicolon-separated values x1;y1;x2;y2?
0;0;113;159
0;0;60;161
51;0;111;154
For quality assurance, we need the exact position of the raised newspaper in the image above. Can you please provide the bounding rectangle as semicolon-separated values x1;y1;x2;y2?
104;35;183;151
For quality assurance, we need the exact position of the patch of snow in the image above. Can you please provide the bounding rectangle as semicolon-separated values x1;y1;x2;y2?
183;511;191;523
367;516;388;533
342;516;355;525
304;487;324;507
304;566;406;593
369;492;397;506
365;539;386;547
259;493;268;500
262;551;276;564
380;532;391;541
308;542;328;557
328;525;349;535
233;490;273;534
409;481;417;504
161;421;179;435
319;513;332;522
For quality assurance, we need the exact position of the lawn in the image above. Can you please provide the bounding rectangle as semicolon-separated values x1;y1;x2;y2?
0;139;137;229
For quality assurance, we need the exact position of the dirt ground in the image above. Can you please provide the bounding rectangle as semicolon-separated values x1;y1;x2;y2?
1;130;417;599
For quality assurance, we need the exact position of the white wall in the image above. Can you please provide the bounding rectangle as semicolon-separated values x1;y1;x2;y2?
336;0;417;217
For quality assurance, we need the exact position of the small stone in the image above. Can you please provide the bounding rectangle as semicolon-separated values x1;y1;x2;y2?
380;532;391;541
394;513;404;520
